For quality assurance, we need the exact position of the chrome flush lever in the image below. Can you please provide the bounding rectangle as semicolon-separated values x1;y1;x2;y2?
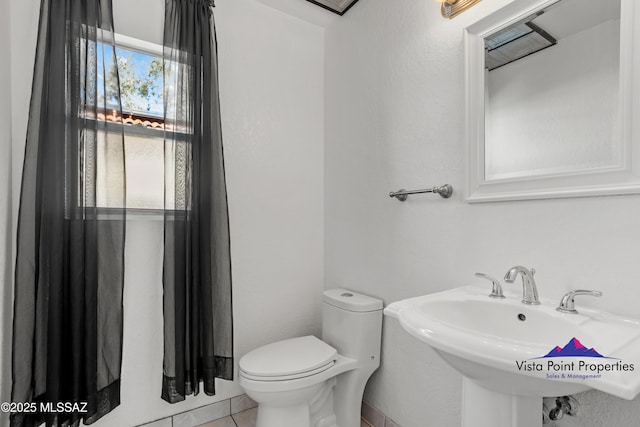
475;273;505;299
556;290;602;314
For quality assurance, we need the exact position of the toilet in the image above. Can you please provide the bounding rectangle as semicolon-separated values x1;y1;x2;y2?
239;289;383;427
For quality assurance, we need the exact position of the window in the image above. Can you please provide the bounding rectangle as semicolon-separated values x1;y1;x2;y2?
93;35;175;211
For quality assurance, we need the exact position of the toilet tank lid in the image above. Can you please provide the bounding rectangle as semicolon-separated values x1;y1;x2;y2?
323;289;383;312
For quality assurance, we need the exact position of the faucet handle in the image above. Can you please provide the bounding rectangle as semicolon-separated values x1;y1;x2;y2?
556;290;602;314
475;273;505;299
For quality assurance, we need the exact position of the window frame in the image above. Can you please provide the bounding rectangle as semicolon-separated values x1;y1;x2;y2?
90;34;176;219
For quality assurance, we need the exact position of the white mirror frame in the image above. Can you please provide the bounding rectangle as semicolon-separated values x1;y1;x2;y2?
465;0;640;203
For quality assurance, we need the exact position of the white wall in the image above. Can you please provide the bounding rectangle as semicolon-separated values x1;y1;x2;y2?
324;1;640;426
3;0;325;426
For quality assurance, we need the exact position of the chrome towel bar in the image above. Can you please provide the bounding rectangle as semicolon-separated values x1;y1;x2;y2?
389;184;453;201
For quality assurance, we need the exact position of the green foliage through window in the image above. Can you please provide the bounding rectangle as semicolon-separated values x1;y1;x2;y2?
99;44;164;118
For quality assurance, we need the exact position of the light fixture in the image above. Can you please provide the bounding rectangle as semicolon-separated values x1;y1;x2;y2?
304;0;360;15
438;0;482;19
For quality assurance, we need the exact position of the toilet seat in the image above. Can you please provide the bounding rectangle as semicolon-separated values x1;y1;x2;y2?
240;360;335;381
239;336;337;381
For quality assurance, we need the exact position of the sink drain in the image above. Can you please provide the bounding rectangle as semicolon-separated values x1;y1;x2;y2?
517;313;526;321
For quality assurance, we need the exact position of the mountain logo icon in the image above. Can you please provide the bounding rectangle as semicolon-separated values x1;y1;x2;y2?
539;337;607;358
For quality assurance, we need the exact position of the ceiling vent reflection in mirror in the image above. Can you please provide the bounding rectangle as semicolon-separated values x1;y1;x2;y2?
305;0;359;15
485;12;557;71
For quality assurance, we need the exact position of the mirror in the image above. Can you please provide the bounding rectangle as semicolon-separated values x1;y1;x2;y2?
465;0;640;202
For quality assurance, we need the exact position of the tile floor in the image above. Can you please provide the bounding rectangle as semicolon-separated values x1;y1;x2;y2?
196;409;373;427
197;407;257;427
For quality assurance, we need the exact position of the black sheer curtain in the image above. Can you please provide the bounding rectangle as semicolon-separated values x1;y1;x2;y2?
12;0;126;426
161;0;234;403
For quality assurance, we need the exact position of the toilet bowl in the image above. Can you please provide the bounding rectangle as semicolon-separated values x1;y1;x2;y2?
239;289;383;427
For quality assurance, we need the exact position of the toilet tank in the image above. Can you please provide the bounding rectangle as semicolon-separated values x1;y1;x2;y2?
321;289;383;365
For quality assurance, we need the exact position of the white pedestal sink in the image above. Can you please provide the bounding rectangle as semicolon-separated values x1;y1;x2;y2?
384;285;640;427
462;378;540;427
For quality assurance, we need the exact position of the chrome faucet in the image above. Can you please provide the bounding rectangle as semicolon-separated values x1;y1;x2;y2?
504;266;540;305
556;290;602;314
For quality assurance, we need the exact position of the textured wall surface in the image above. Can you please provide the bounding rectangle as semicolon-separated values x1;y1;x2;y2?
4;0;326;425
324;0;640;426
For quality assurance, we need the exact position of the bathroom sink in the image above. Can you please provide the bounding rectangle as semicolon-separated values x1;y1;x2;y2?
384;284;640;400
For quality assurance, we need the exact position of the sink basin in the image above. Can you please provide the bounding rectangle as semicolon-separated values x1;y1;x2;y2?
384;284;640;400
